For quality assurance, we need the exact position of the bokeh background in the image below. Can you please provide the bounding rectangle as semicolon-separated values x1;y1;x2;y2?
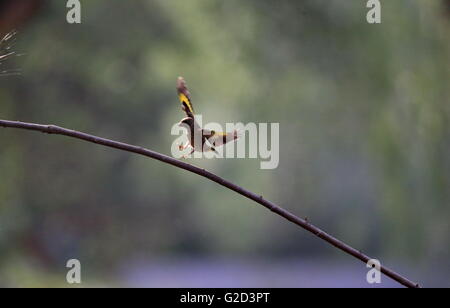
0;0;449;287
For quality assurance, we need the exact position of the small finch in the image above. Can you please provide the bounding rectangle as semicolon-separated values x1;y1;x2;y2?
176;77;239;156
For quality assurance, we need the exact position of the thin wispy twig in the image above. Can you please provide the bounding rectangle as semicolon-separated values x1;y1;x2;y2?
0;30;21;76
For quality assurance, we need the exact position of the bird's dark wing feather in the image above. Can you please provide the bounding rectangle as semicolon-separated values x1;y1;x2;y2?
203;129;239;147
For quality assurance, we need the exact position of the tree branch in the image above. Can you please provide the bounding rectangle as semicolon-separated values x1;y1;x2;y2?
0;119;420;288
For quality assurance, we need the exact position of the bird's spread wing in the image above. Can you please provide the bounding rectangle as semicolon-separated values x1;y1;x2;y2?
176;77;195;118
203;129;239;147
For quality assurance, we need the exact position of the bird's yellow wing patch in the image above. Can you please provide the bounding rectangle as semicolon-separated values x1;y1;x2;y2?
177;77;195;118
179;93;194;116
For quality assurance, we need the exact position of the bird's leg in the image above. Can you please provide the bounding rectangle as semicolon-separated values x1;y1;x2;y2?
179;143;195;159
178;141;189;151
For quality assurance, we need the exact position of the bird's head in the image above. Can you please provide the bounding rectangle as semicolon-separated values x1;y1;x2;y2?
178;117;194;130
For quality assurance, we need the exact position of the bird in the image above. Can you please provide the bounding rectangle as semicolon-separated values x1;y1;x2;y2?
176;76;239;156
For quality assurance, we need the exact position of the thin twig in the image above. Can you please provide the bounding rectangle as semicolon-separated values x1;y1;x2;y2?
0;31;20;76
0;119;420;288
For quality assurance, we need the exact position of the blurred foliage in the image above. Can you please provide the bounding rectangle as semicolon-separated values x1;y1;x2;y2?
0;0;449;286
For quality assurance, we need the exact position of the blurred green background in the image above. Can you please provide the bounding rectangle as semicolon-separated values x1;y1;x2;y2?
0;0;449;287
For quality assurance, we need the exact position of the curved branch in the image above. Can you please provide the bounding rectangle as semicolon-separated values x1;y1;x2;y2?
0;119;420;288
